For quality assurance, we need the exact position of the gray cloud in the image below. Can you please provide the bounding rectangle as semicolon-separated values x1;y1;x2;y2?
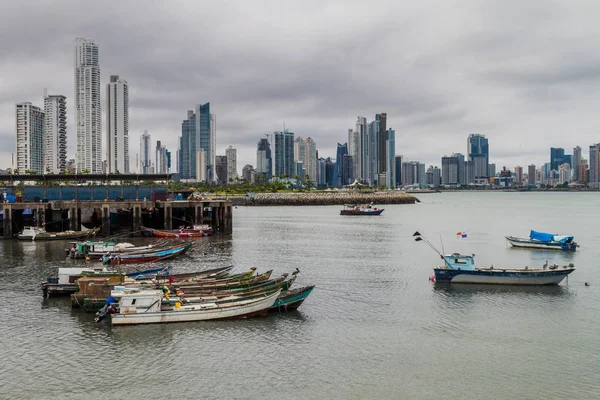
1;0;599;174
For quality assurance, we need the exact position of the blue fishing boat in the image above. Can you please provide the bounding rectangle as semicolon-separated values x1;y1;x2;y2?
414;232;575;285
269;285;315;312
505;230;578;251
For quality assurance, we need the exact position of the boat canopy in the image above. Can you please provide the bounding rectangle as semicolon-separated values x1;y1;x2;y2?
443;253;476;271
529;230;574;243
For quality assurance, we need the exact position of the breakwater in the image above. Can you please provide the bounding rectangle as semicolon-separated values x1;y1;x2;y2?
227;191;418;206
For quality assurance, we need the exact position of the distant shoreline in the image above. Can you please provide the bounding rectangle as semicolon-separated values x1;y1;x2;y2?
225;192;418;206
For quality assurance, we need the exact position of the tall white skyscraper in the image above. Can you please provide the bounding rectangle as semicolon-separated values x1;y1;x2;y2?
294;136;306;167
210;113;216;180
304;137;317;182
106;75;129;173
16;102;45;173
75;38;101;173
43;91;67;173
140;130;151;174
225;145;237;183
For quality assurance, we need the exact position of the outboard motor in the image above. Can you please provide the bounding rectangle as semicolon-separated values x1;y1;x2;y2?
95;296;118;322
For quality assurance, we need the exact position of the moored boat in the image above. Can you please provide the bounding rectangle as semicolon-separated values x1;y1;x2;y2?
18;227;96;241
414;231;575;285
269;285;315;312
66;240;170;259
141;225;213;238
102;288;281;325
340;203;384;216
506;230;578;251
101;242;192;264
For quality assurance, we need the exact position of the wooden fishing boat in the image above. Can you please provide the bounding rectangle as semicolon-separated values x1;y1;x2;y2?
18;227;97;241
171;270;274;291
101;243;192;264
99;288;281;325
66;240;170;259
505;230;578;251
269;285;315;312
141;225;214;238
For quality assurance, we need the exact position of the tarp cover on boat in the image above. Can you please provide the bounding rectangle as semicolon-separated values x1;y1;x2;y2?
529;230;555;242
529;230;573;243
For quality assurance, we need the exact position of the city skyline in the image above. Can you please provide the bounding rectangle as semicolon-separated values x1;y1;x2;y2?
2;1;600;173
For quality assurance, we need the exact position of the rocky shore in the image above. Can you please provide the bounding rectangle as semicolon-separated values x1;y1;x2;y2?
226;191;419;206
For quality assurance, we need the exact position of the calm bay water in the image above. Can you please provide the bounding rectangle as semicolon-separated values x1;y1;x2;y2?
1;192;599;400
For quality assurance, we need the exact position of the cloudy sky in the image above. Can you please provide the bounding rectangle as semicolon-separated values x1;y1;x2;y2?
1;0;599;173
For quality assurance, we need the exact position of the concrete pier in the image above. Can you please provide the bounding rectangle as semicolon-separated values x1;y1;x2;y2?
2;199;233;239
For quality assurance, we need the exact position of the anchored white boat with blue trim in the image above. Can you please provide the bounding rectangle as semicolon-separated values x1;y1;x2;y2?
506;230;578;251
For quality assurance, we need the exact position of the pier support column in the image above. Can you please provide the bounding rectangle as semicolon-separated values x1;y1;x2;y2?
133;204;142;236
195;205;202;225
36;206;45;228
69;206;80;231
223;205;232;234
163;203;172;230
101;204;110;237
3;204;12;238
212;205;220;233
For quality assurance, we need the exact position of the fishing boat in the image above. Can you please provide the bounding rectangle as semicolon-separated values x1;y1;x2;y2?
414;232;575;285
141;225;213;238
66;240;169;259
100;288;281;325
269;285;315;312
18;227;96;241
340;203;384;216
505;230;578;251
101;242;192;264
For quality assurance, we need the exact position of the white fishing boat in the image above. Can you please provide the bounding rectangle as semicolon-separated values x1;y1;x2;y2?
505;230;578;251
107;288;281;325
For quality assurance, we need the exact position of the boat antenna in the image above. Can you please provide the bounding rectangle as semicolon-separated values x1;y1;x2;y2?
413;231;443;258
439;233;445;256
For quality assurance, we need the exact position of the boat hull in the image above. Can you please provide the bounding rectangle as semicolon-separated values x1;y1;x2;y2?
340;209;384;216
269;285;315;312
505;236;577;251
434;268;575;285
111;290;280;325
18;231;92;241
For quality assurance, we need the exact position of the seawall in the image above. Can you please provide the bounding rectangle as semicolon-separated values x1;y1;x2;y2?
227;192;418;206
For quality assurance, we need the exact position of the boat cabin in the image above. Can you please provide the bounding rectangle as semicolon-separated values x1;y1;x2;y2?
118;290;164;314
442;253;477;271
55;267;108;285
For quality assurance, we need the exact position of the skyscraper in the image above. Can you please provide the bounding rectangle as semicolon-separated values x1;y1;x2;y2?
528;164;536;186
16;102;45;173
304;137;317;182
225;145;237;183
179;103;215;181
273;130;294;178
355;116;368;183
441;153;465;186
376;113;387;173
467;134;489;178
348;128;359;180
294;136;306;166
75;38;101;173
572;146;582;181
140;130;151;174
368;119;380;185
215;155;228;185
550;147;565;171
335;142;348;187
43;92;67;173
106;75;129;173
256;138;272;181
386;128;395;188
589;144;600;189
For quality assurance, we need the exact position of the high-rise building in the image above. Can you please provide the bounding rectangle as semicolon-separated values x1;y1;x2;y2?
578;158;588;184
304;137;317;182
341;155;354;186
348;128;359;180
395;155;403;187
256;138;272;181
180;103;215;181
317;157;327;187
355;117;368;183
385;128;395;188
528;164;536;186
441;153;465;186
294;137;305;166
335;142;348;187
558;163;571;184
376;113;387;173
242;164;254;183
140;130;151;174
368;119;380;185
215;155;228;185
401;161;425;188
75;38;101;173
106;75;129;173
588;144;600;189
273;130;294;178
196;150;207;181
43;92;67;173
426;165;441;187
465;160;474;185
489;163;496;178
16;102;44;173
571;146;581;182
154;141;169;174
225;145;237;183
514;166;523;186
550;147;565;171
467;134;489;178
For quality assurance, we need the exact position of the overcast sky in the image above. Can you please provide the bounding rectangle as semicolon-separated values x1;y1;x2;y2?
1;0;599;174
